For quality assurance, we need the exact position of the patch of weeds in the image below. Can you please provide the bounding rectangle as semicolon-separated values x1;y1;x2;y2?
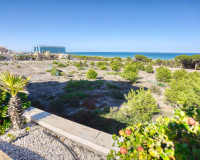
99;65;108;70
110;90;125;99
97;61;108;67
61;91;88;107
25;127;30;131
7;133;16;142
65;79;103;91
46;68;63;76
107;72;120;75
53;61;58;64
149;85;162;96
57;63;66;67
157;82;165;87
68;71;76;77
75;61;88;68
106;83;120;89
78;67;85;70
16;65;21;68
82;99;97;110
90;61;95;66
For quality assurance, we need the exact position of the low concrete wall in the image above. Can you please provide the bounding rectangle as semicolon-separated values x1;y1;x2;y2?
0;149;12;160
23;107;116;155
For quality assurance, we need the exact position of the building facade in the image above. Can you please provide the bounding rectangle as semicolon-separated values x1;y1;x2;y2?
0;47;9;54
34;45;65;54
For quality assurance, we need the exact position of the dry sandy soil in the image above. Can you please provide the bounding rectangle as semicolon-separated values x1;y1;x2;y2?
0;60;198;119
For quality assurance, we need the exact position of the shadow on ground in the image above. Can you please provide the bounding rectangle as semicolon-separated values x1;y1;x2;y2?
27;79;148;134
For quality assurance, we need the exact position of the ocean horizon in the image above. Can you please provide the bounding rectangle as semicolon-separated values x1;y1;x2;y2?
69;52;199;60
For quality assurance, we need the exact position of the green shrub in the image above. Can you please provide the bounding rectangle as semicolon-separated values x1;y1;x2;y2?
57;63;66;67
172;69;188;81
65;79;103;91
50;91;88;109
111;64;120;71
145;64;154;73
75;60;88;68
134;55;152;63
100;65;107;70
73;55;112;61
16;65;21;68
136;62;145;71
97;61;108;67
125;57;132;62
62;91;88;107
102;89;158;130
107;105;200;160
52;61;58;64
107;72;120;75
156;66;172;82
157;82;165;87
121;88;158;122
78;67;85;70
90;61;95;66
175;55;193;69
51;68;63;76
106;83;119;89
46;67;63;76
121;65;138;83
110;61;121;71
86;69;98;79
165;72;200;107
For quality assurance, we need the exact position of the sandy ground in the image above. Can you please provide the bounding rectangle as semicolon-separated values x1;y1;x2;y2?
0;60;199;118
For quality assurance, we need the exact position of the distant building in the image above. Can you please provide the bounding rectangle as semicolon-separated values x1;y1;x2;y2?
0;47;10;54
34;45;65;54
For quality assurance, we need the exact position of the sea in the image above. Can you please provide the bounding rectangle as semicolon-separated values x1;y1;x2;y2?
69;52;199;60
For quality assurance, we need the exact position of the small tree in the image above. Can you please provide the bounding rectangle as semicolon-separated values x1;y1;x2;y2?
86;69;98;79
172;69;188;81
156;66;172;82
175;55;193;69
145;64;154;73
90;61;95;66
134;55;152;63
192;54;200;70
110;61;121;71
121;88;158;122
0;71;30;130
135;62;145;71
121;65;138;83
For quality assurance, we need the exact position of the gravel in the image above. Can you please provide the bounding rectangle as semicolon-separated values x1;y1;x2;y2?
0;122;106;160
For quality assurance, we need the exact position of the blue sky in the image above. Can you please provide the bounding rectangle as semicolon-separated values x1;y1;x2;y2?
0;0;200;53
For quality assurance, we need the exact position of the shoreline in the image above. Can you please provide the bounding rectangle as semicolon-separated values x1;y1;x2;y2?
69;52;199;60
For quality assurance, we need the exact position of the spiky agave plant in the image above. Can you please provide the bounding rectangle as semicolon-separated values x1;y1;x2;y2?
0;71;30;130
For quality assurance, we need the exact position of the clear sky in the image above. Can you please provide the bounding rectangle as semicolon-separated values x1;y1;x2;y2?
0;0;200;53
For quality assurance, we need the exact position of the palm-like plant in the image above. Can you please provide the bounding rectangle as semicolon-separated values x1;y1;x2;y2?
0;71;30;130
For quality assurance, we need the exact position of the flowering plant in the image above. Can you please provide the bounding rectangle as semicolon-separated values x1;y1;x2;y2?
107;105;200;160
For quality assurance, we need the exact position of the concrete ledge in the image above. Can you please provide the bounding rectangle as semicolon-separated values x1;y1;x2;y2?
0;149;12;160
23;107;115;155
